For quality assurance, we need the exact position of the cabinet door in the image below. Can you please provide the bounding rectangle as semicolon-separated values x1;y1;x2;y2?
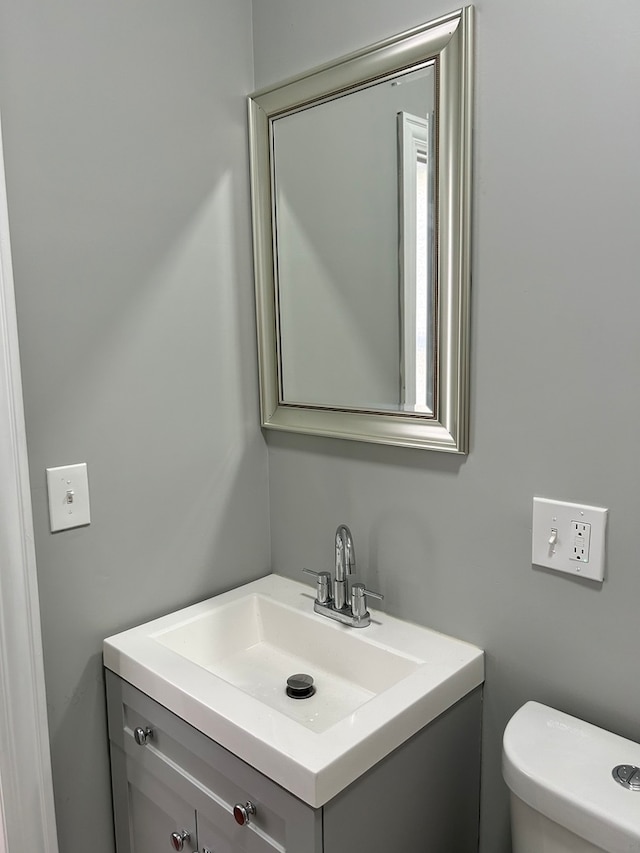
126;755;197;853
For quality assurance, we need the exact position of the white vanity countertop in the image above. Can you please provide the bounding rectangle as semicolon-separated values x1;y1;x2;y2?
103;574;484;807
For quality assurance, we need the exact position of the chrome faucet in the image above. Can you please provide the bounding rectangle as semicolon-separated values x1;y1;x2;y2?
333;523;355;610
303;524;383;628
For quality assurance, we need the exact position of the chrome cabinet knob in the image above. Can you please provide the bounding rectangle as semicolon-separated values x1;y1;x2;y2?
233;801;256;826
133;726;153;746
170;829;190;851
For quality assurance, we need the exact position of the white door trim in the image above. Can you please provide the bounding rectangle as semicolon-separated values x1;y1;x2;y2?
0;112;59;853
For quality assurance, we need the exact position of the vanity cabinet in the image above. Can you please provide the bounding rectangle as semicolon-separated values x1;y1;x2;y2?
106;670;320;853
106;670;482;853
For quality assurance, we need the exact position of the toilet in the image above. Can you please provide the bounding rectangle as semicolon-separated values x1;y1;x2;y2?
503;701;640;852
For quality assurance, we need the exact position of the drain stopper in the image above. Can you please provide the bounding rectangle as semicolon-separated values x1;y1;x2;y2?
286;673;315;699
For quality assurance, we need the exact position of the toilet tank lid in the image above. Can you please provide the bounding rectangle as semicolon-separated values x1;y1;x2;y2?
503;702;640;853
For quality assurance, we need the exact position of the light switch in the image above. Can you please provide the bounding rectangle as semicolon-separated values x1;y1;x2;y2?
46;463;91;532
532;497;608;582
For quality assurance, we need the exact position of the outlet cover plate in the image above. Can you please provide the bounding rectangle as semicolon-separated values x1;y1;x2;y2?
532;497;608;582
46;463;91;532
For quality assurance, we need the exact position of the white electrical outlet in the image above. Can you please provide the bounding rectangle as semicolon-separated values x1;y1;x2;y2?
46;463;91;532
532;498;608;582
570;521;591;563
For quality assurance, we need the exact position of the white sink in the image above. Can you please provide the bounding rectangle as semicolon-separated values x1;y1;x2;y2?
154;592;420;733
104;574;483;806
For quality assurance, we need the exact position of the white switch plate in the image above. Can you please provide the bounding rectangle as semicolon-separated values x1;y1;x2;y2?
46;463;91;532
532;497;608;581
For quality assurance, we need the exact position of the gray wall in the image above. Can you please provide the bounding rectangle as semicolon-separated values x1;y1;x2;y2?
0;2;270;852
253;1;640;851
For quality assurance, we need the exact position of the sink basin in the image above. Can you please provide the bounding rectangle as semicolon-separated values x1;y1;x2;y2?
104;574;483;806
154;592;420;733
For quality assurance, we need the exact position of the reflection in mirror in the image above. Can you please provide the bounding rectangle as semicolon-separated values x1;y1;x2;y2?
273;66;435;414
398;107;434;414
249;7;473;452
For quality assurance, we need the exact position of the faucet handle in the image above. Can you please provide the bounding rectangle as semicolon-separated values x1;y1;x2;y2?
350;583;383;621
302;569;332;605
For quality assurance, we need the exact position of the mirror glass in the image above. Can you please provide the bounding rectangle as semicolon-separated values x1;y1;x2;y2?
274;65;435;414
249;7;472;452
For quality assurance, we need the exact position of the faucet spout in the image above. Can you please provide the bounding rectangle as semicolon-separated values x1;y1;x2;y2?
334;524;355;609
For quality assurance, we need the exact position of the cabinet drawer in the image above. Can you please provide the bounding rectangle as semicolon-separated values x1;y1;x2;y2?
106;670;321;853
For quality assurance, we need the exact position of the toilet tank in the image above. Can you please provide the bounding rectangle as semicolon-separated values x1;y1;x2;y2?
503;702;640;853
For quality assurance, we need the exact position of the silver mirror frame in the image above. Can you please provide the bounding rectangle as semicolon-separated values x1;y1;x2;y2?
248;6;473;453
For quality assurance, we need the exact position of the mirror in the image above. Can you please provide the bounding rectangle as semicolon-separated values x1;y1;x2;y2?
248;7;473;452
